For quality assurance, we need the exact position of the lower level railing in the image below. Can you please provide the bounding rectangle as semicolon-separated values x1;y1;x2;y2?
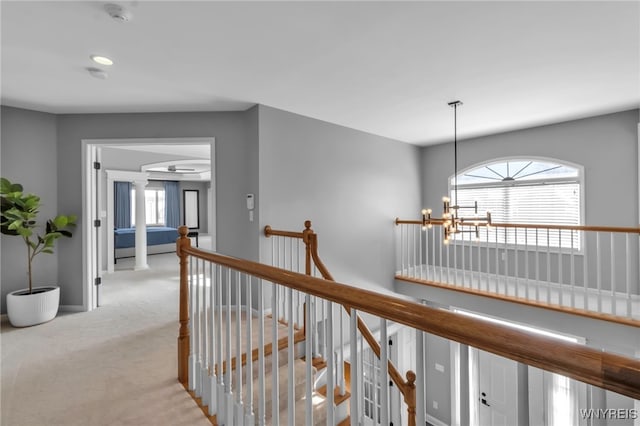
176;226;640;425
396;219;640;325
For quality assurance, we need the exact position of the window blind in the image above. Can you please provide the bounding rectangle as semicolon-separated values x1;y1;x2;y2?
451;182;581;249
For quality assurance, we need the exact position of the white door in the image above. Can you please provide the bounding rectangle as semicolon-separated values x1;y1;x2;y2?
478;350;518;426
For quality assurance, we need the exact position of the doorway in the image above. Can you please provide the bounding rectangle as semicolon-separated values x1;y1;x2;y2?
471;349;524;426
82;137;215;311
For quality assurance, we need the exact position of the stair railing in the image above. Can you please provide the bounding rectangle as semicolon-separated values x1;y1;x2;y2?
265;221;415;426
396;218;640;325
177;225;640;426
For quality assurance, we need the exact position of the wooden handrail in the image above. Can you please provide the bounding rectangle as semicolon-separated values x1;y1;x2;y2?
264;224;305;239
177;226;640;400
395;217;640;234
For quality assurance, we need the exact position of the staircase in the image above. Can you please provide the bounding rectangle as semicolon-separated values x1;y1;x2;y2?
177;222;417;425
188;311;351;425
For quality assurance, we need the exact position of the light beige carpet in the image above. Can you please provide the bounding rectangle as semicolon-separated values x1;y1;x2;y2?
1;252;211;426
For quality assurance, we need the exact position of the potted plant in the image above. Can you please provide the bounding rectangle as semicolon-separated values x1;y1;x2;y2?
1;177;76;327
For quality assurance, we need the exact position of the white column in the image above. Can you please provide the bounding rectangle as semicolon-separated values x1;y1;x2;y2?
133;178;149;270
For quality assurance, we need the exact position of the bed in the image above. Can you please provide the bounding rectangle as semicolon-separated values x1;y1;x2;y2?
114;226;179;260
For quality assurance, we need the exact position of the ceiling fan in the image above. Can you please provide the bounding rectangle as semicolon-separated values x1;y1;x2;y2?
166;165;196;172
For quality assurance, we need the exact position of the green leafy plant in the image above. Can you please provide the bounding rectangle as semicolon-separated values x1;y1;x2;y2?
0;177;76;294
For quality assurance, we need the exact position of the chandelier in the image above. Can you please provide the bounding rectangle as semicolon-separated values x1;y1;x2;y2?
421;101;491;244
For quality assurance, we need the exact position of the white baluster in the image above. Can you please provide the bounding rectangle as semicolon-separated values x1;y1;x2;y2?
326;301;335;426
485;227;490;292
494;228;499;294
188;257;195;391
432;225;437;281
443;227;448;283
535;229;540;302
419;224;424;280
596;232;602;312
272;283;280;426
195;259;201;397
199;259;208;406
287;287;295;426
400;224;409;275
571;230;576;308
416;328;426;426
225;268;233;424
610;233;616;315
411;226;420;278
461;232;466;288
546;229;551;304
258;279;265;425
380;318;389;426
339;308;345;396
235;271;243;421
583;231;589;311
525;228;530;300
209;262;217;416
514;228;519;298
359;333;365;425
626;234;632;317
305;293;314;426
216;265;225;420
350;308;359;426
559;230;564;306
245;275;254;424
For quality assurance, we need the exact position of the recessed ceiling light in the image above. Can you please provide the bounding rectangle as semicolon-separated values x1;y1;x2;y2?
91;55;113;66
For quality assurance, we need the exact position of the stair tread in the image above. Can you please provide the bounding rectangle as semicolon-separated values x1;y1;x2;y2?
317;384;351;405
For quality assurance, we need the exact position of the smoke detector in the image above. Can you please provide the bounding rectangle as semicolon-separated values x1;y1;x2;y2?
104;3;132;22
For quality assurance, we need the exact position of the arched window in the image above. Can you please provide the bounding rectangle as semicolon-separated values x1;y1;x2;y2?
450;158;583;248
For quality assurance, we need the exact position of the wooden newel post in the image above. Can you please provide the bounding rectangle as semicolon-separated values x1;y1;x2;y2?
405;370;417;426
177;225;191;385
302;220;313;336
302;220;313;276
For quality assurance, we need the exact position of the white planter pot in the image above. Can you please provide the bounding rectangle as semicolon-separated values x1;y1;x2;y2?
6;286;60;327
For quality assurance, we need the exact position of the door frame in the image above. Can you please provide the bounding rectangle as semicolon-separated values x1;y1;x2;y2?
81;137;215;311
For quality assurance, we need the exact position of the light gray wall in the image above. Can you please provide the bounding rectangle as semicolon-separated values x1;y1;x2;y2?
421;109;639;227
258;105;421;293
56;110;257;307
0;107;60;313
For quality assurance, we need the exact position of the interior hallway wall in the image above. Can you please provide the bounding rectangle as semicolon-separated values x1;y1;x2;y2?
0;107;59;313
258;105;422;294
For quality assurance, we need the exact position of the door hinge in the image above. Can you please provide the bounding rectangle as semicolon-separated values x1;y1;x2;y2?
94;219;101;227
93;161;101;170
389;339;393;345
94;277;102;286
389;380;393;387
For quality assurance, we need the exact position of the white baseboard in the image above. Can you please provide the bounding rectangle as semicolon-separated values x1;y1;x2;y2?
427;414;449;426
59;305;85;313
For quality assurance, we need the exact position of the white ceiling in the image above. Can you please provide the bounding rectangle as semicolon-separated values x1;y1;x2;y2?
2;1;638;145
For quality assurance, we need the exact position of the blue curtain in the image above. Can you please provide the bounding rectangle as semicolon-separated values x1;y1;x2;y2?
165;181;180;229
114;181;131;229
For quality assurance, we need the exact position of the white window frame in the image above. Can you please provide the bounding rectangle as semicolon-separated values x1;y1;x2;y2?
131;187;166;227
448;156;585;251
